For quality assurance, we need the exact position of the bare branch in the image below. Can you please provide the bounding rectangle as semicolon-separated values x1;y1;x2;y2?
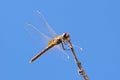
68;40;89;80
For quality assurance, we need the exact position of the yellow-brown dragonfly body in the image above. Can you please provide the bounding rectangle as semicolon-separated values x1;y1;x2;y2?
30;33;70;63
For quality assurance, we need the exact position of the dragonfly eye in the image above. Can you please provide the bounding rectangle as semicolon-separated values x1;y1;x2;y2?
62;33;70;39
65;34;70;39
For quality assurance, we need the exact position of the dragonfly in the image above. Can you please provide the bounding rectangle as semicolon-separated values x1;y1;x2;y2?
29;31;70;63
28;10;89;80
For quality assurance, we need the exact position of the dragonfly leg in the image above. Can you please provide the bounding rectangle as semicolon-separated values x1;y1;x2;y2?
61;43;70;51
61;43;66;50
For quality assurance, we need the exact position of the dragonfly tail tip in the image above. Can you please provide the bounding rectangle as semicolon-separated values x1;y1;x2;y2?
29;60;33;63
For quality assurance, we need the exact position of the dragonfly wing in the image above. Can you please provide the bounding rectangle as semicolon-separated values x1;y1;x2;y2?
56;45;70;59
72;44;83;51
36;10;58;37
27;23;51;41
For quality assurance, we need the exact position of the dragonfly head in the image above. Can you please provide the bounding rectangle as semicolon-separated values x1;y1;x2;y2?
62;32;70;40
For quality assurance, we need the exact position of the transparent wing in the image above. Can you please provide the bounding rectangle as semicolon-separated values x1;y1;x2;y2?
26;23;51;47
27;23;51;40
56;45;70;59
72;44;83;51
36;10;57;37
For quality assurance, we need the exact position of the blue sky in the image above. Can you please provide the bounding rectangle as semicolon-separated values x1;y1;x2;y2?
0;0;120;80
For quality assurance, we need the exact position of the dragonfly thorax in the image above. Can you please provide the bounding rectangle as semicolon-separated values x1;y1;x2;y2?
47;36;62;46
47;33;70;47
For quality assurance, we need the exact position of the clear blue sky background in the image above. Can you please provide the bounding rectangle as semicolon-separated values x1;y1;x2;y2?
0;0;120;80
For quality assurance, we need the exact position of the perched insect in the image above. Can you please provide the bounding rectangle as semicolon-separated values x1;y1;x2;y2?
28;10;89;80
27;10;81;63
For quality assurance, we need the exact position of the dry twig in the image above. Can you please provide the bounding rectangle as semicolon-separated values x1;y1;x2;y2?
68;40;89;80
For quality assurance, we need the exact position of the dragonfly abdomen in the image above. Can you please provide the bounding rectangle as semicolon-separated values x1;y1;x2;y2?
30;43;56;63
30;36;62;63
